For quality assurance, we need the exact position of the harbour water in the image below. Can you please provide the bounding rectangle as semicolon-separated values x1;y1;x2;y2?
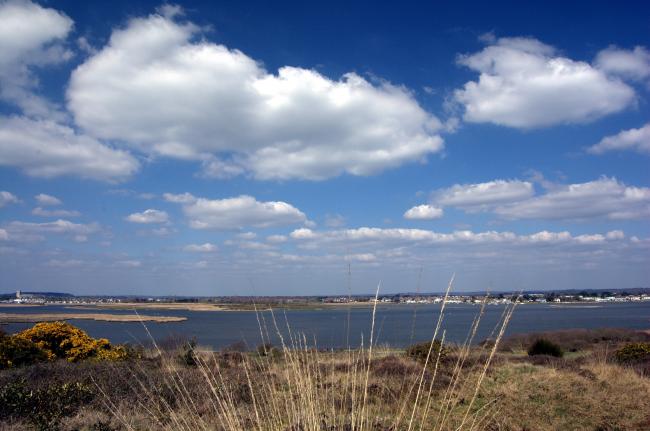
2;302;649;350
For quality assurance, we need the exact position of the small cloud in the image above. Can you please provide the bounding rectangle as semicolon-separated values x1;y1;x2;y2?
35;193;62;206
47;259;84;268
125;209;169;224
587;123;650;156
163;192;196;204
76;36;97;54
404;204;443;220
108;189;156;199
422;86;436;95
266;234;287;243
0;191;19;208
236;232;257;240
115;260;141;268
32;207;81;217
184;243;218;253
290;228;316;239
324;214;346;228
151;227;174;236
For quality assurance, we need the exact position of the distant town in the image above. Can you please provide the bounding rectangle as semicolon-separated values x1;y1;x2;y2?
2;288;650;306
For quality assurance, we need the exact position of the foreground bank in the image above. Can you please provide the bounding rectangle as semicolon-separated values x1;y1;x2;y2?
1;320;649;430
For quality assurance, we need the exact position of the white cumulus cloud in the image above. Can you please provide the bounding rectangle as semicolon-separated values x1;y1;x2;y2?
595;45;650;82
588;123;650;155
67;11;444;180
287;226;629;249
433;180;534;210
403;204;443;220
0;116;139;181
494;177;650;220
454;36;636;128
167;193;307;230
0;0;73;118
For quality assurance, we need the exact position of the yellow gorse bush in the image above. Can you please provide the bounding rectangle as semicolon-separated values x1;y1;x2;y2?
16;321;128;362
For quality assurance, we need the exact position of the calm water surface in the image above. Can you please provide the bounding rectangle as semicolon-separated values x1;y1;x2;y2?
2;302;649;349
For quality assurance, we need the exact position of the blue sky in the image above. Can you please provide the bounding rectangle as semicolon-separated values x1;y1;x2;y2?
0;0;648;296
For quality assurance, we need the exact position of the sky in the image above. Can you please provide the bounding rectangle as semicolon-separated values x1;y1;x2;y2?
0;0;649;296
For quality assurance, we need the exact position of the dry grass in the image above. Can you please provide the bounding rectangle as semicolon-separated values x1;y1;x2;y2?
480;361;650;430
93;278;518;431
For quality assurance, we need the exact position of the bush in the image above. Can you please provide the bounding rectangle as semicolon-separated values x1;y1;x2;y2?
180;338;198;366
0;333;48;369
15;321;128;363
527;338;564;358
257;343;283;360
405;340;448;365
615;342;650;363
0;378;94;430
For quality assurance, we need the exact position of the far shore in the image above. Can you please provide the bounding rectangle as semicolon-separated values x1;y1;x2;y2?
0;303;43;307
66;301;387;312
0;312;187;323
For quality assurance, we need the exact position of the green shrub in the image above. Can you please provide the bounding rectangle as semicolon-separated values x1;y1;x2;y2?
0;379;94;430
527;338;564;358
0;333;48;369
405;340;448;365
615;342;650;363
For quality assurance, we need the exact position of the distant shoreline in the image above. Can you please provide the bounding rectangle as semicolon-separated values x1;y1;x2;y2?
0;312;187;323
0;303;43;307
